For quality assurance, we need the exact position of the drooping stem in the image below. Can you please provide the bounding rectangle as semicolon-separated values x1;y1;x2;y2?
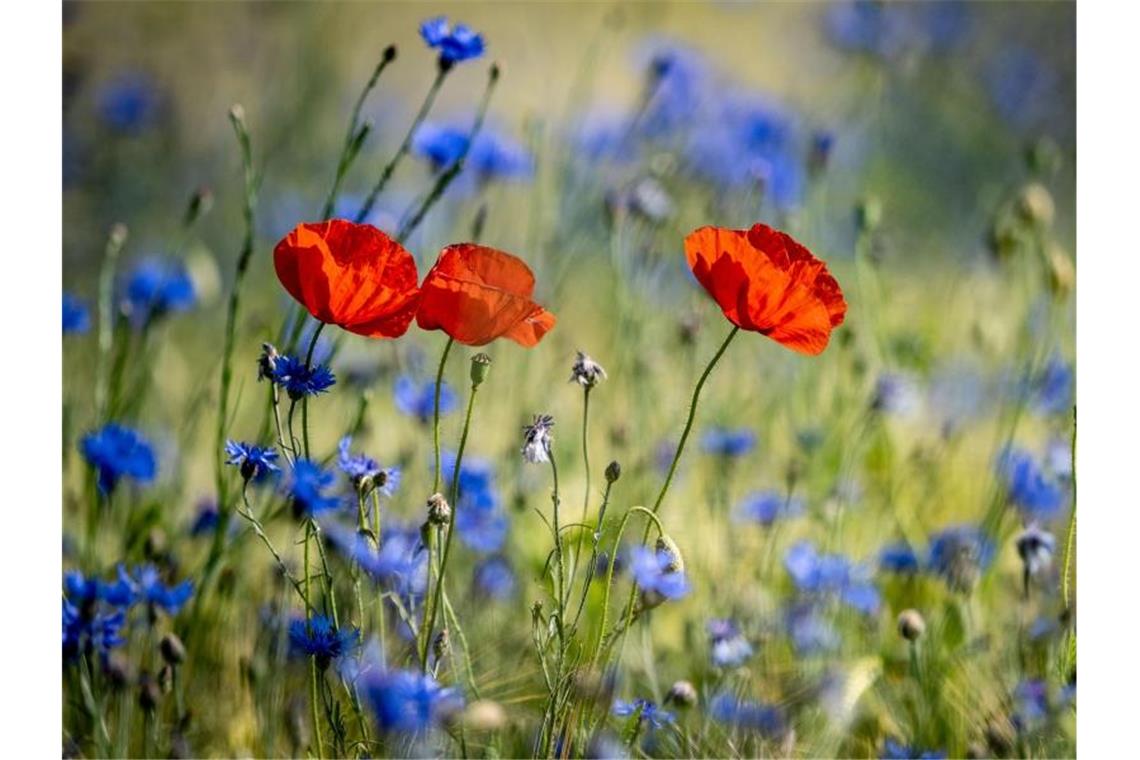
430;337;455;494
421;379;479;672
356;65;451;225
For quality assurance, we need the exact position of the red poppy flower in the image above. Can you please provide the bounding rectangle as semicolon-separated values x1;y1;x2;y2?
684;223;846;355
415;243;556;347
273;220;420;339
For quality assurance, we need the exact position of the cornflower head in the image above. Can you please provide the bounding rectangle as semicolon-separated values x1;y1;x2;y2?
257;342;279;382
288;614;360;671
871;373;923;416
700;426;757;457
363;668;464;734
926;524;996;591
997;447;1065;522
413;123;533;192
394;374;457;424
735;490;804;527
707;618;754;668
419;16;484;66
878;541;921;574
612;699;674;730
326;521;427;600
521;414;555;464
709;692;785;736
62;292;91;335
570;351;607;388
1032;356;1073;415
112;564;194;615
188;501;219;537
338;436;399;497
286;459;340;518
881;738;948;759
1012;679;1050;730
1016;524;1056;580
784;541;881;614
786;603;839;655
80;423;157;495
119;257;196;329
97;72;160;134
63;599;126;664
271;355;336;400
224;440;279;483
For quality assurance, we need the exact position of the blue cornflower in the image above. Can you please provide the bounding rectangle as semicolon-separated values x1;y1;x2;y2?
612;699;674;730
985;47;1059;131
916;0;972;53
81;423;157;494
708;619;753;668
573;111;637;164
419;16;485;65
326;522;427;600
735;490;804;527
872;373;922;416
412;123;533;193
114;564;194;614
840;581;882;616
784;541;879;614
635;39;712;138
440;452;509;552
629;546;690;601
1012;679;1050;729
456;503;509;554
224;440;280;482
824;0;912;61
997;448;1064;521
786;604;839;655
412;123;468;168
63;599;126;664
272;355;336;400
63;293;91;335
1032;356;1073;415
189;501;220;537
879;541;920;574
700;427;757;457
474;556;516;599
287;460;340;518
289;614;360;670
97;72;160;134
338;436;399;496
120;257;196;329
709;692;785;736
394;374;456;424
926;524;995;589
881;739;948;760
364;668;464;733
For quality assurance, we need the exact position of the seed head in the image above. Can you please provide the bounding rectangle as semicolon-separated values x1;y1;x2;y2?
427;493;451;526
897;609;926;641
521;414;555;464
570;351;607;388
665;680;698;708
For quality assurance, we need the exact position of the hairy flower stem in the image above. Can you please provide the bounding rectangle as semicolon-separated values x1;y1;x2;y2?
572;386;593;574
570;478;614;635
300;322;326;459
431;337;455;495
304;520;325;759
237;484;311;612
421;378;479;673
356;65;450;224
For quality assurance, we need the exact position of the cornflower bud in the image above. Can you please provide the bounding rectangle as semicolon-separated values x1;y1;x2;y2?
897;609;926;642
427;493;451;526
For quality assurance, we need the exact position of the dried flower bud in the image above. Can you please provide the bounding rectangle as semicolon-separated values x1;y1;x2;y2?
258;342;279;382
433;628;451;662
159;664;174;694
184;186;214;227
656;535;684;574
470;352;492;387
104;652;132;690
161;632;186;665
427;493;451;526
521;414;555;464
570;351;607;388
604;460;622;484
897;609;926;641
665;680;698;708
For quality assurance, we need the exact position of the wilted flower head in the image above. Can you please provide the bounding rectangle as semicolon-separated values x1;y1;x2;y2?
257;342;280;381
570;351;607;388
224;441;279;482
271;355;336;400
521;414;555;464
289;614;360;670
419;16;485;65
81;423;157;494
363;668;464;733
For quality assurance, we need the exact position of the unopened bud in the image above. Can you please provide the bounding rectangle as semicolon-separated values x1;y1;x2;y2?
427;493;451;526
159;664;174;694
184;186;213;226
1018;182;1055;227
138;674;161;712
382;44;397;63
490;62;501;81
258;342;279;382
228;103;246;128
897;609;926;642
665;679;698;708
470;353;492;387
605;460;622;484
108;223;129;248
433;628;451;662
1047;243;1075;296
656;535;684;574
857;197;882;234
161;632;186;665
461;700;507;731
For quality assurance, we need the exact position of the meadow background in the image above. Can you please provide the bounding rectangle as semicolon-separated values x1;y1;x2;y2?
61;2;1076;758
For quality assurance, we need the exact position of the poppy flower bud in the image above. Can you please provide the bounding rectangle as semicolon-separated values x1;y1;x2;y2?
470;352;492;387
161;632;186;666
857;197;882;234
605;460;622;484
1018;182;1055;227
656;535;684;574
665;680;698;708
427;493;451;526
897;609;926;641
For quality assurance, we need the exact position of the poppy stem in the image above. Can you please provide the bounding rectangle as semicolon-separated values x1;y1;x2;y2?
355;65;450;225
430;337;455;495
301;322;326;459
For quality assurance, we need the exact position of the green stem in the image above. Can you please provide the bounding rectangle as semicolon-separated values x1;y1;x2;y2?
301;322;326;460
573;386;593;573
237;483;312;612
570;479;614;635
305;521;325;759
355;65;450;224
430;337;455;494
94;224;127;422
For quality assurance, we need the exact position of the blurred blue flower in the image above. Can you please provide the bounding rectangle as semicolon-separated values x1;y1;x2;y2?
272;355;336;400
419;16;485;65
97;73;160;134
612;699;674;730
878;541;920;574
364;668;464;733
709;692;785;735
700;427;757;457
872;373;923;416
1012;679;1049;729
785;542;879;614
289;614;360;670
916;0;972;53
708;619;753;668
326;521;427;600
224;440;280;482
840;581;881;615
287;459;340;518
412;122;533;192
81;423;157;494
985;47;1060;131
629;546;690;600
926;524;995;587
120;258;196;329
1032;356;1073;415
63;599;125;664
441;452;509;553
63;293;91;335
786;604;839;654
474;556;516;599
189;501;220;537
997;447;1064;521
456;503;509;554
824;0;912;61
573;112;637;164
338;436;399;496
735;490;804;527
394;374;457;424
412;123;469;168
881;738;948;759
114;564;194;614
636;39;713;138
